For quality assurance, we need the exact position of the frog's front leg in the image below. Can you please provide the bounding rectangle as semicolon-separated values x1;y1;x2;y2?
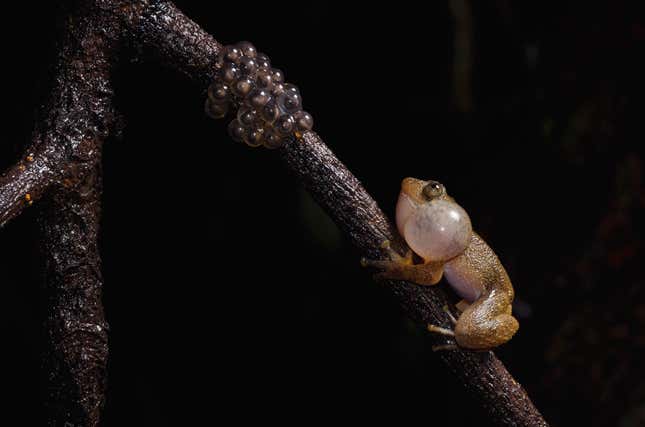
361;240;444;285
363;242;460;351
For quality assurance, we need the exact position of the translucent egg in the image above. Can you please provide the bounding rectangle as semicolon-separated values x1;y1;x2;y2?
255;53;271;69
204;99;228;119
246;89;272;109
278;90;302;113
262;129;284;149
223;46;242;63
293;110;314;131
275;114;295;136
243;128;264;147
207;82;229;104
227;120;246;142
236;41;257;58
221;63;239;83
238;56;257;76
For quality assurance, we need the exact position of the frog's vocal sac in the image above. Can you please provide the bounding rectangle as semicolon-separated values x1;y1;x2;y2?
362;178;519;350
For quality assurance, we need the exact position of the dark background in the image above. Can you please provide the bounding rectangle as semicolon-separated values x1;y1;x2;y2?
1;1;644;426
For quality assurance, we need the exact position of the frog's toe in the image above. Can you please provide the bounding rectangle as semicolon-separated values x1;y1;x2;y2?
379;240;413;265
360;258;391;269
432;343;459;352
427;323;455;337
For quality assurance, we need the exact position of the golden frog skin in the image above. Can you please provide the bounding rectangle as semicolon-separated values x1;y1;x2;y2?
362;178;519;350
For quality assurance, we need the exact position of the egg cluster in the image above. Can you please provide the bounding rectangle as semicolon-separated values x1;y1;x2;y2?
205;41;314;149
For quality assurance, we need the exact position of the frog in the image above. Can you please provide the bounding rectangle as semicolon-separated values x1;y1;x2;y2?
362;178;519;351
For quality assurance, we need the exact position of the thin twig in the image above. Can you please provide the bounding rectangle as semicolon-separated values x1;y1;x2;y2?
0;141;66;227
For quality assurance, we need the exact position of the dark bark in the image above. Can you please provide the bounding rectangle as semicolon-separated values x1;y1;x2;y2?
35;2;118;425
0;143;66;228
281;132;547;427
125;0;222;87
40;147;108;426
126;3;548;425
0;1;548;425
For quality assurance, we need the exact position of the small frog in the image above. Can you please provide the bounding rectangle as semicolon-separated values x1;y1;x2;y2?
362;178;519;350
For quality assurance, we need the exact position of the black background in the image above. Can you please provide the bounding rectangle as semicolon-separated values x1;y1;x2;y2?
1;1;644;426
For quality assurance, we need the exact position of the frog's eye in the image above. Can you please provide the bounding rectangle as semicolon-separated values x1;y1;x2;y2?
422;181;444;200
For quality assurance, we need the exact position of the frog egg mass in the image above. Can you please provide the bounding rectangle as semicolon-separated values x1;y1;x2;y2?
397;197;473;262
205;41;314;149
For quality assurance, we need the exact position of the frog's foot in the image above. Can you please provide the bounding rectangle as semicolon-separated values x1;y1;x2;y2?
427;324;455;336
432;343;459;352
361;240;443;285
360;240;412;280
427;326;459;352
360;240;413;268
427;306;460;351
443;304;458;325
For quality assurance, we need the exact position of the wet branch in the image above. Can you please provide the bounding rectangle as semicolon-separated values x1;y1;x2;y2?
0;1;548;425
0;143;66;228
2;1;118;425
127;2;548;426
34;2;118;423
282;133;547;426
39;147;109;426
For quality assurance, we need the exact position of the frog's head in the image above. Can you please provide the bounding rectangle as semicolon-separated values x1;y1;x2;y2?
395;177;472;262
399;178;449;203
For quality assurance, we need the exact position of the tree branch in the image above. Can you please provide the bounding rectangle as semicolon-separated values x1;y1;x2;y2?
126;0;222;87
0;143;66;228
0;1;548;425
125;2;548;426
33;2;118;425
40;143;109;426
0;1;118;229
283;132;547;426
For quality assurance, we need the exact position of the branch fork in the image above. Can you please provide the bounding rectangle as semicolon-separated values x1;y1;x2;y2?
0;1;548;426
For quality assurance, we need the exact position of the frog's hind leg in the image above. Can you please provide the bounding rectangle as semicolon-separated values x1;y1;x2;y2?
361;240;444;285
454;312;519;350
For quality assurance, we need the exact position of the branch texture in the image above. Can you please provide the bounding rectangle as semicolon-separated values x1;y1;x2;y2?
34;2;118;424
127;2;548;426
283;132;546;426
40;146;109;426
0;1;549;425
